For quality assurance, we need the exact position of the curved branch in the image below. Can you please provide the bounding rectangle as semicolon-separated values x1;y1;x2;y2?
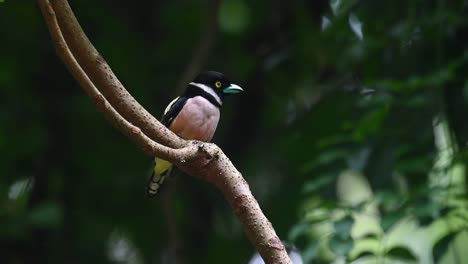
48;0;185;148
175;143;290;263
38;0;188;162
175;0;221;93
39;1;292;263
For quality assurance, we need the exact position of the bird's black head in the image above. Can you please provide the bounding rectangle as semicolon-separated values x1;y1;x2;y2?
187;71;243;106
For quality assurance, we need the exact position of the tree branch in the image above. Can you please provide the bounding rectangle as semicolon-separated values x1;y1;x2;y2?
38;0;292;263
48;0;185;149
38;0;201;171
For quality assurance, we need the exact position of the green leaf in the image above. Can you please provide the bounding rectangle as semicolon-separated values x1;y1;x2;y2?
381;212;404;231
303;208;330;224
334;215;354;240
336;170;373;205
349;237;381;260
330;236;353;257
436;231;468;264
433;232;457;263
385;246;418;261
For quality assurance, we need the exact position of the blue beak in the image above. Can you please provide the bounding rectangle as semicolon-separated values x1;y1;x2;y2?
223;84;244;94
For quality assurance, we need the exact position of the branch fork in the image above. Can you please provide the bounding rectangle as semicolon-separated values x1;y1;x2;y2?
38;0;291;263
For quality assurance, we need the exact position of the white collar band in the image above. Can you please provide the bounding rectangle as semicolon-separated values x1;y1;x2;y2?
189;82;222;106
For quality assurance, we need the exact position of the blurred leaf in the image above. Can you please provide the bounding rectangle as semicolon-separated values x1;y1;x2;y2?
349;238;380;260
412;202;440;226
28;201;62;229
316;134;352;149
436;231;468;264
376;191;405;211
219;0;250;34
352;107;388;141
373;65;456;93
337;170;373;205
7;178;33;200
432;232;456;263
302;173;337;194
330;0;358;15
321;16;332;31
396;157;431;174
334;215;353;240
381;212;404;231
386;246;418;261
302;241;319;264
330;236;353;257
347;147;371;171
300;149;349;174
303;208;330;224
330;0;341;15
289;222;310;241
348;13;364;40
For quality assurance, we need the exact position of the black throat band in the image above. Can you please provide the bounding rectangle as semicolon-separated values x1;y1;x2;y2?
184;84;222;108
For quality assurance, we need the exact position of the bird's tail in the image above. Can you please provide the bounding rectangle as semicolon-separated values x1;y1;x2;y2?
146;158;173;197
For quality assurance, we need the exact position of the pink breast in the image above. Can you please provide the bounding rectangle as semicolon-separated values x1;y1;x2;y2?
169;97;220;142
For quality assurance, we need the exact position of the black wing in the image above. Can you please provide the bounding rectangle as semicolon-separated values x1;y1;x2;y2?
161;96;188;127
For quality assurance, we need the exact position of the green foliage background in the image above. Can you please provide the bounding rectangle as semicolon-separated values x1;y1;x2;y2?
1;0;468;263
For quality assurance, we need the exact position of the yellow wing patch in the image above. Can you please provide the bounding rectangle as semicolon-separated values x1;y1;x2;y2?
154;157;173;176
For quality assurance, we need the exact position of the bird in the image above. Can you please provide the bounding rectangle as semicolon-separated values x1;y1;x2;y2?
146;71;244;197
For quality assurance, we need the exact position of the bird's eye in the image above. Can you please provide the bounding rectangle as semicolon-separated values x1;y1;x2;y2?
215;81;222;88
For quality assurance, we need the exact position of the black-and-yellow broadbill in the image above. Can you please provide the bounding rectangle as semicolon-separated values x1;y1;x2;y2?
147;71;243;197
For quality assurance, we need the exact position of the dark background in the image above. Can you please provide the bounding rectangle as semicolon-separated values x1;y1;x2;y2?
1;0;468;263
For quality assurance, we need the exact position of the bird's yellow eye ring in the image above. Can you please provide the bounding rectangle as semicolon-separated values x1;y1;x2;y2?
215;81;222;88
